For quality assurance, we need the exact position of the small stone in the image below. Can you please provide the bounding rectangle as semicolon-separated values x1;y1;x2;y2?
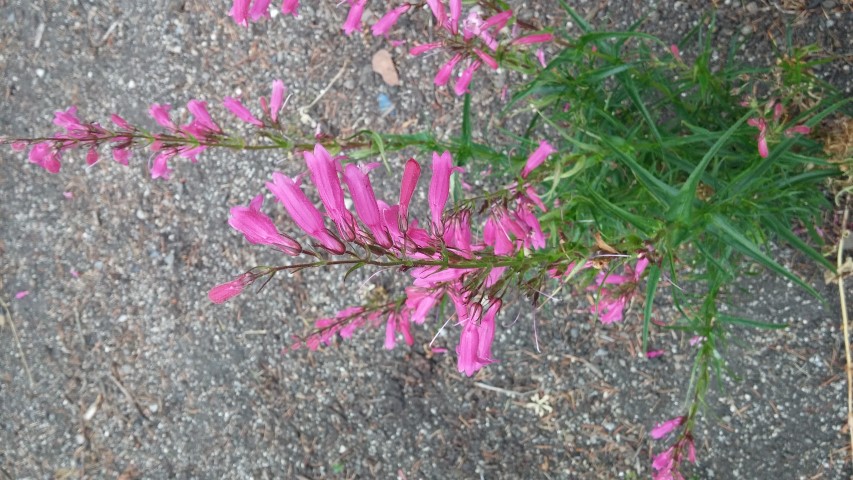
745;2;759;14
127;79;136;89
35;68;45;78
136;209;148;220
822;0;837;8
740;25;753;35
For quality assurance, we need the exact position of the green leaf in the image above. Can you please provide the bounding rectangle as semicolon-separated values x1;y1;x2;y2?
667;112;750;222
709;214;818;297
717;314;788;330
583;62;637;83
762;214;834;271
558;0;593;33
585;190;660;234
354;130;389;171
343;262;366;282
621;81;663;145
643;264;662;351
597;135;677;205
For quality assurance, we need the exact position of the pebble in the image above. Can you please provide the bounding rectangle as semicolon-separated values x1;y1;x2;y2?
741;25;753;35
136;209;148;220
746;2;759;14
822;0;836;8
35;68;45;78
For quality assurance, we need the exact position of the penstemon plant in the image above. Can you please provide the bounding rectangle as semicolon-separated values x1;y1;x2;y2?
4;1;851;478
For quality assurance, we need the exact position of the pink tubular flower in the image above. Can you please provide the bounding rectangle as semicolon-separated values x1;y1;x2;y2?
456;318;480;376
372;4;410;36
477;299;501;364
149;103;177;130
511;33;554;45
591;293;627;324
650;416;685;439
521;140;557;178
15;290;29;299
425;0;446;25
748;117;769;158
111;114;132;130
229;194;302;255
53;106;85;133
304;144;356;241
113;148;131;166
150;152;172;180
343;163;393;248
428;151;454;231
384;313;398;350
535;48;547;67
342;0;367;35
454;60;482;96
434;53;463;86
448;0;461;34
757;134;769;158
230;0;250;26
409;42;443;56
269;80;286;122
652;446;676;477
482;10;513;31
646;349;665;359
773;102;784;123
208;273;253;304
28;142;61;173
785;125;811;137
187;100;222;134
281;0;299;16
398;158;421;229
86;148;99;166
266;172;346;254
670;44;682;62
473;49;498;70
249;0;271;21
223;97;264;127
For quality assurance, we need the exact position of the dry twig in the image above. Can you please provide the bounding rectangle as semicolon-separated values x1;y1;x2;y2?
837;204;853;461
0;297;34;387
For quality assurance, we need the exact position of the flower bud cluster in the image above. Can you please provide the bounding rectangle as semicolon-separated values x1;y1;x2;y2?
9;80;287;180
212;142;559;376
229;1;555;96
746;98;811;158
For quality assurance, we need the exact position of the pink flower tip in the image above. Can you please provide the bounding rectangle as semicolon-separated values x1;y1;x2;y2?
521;140;557;178
646;349;665;359
15;290;30;299
208;273;253;304
511;33;554;46
650;416;686;440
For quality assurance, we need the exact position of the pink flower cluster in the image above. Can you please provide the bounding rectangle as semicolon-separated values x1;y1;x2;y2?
20;106;137;174
228;1;554;96
647;415;695;479
14;80;287;180
747;100;810;158
588;256;650;324
408;5;553;95
211;142;556;376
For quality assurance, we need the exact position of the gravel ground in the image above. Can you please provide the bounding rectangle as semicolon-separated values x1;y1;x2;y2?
1;1;852;478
